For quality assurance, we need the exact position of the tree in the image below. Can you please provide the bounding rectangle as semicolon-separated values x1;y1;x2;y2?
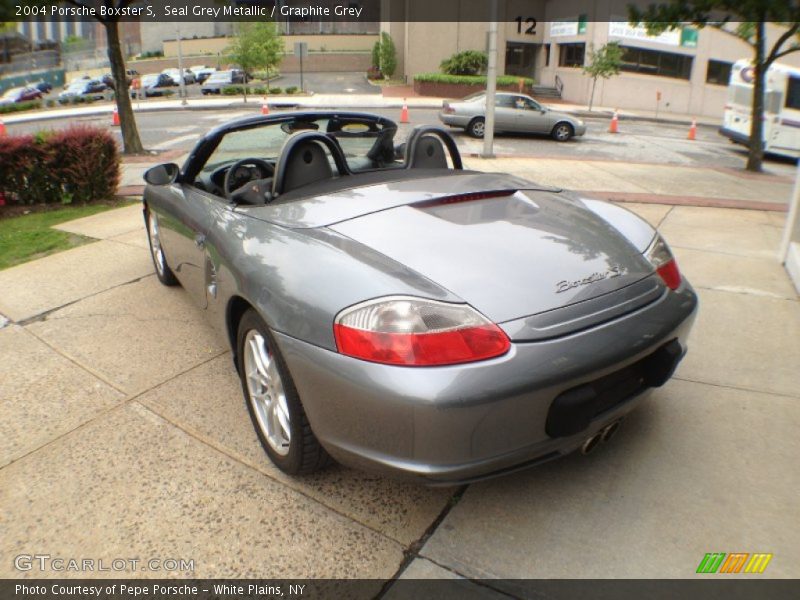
629;2;800;172
226;21;283;102
29;0;146;155
378;32;396;79
582;42;623;111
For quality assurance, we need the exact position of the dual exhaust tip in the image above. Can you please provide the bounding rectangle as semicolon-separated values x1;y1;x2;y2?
580;420;622;455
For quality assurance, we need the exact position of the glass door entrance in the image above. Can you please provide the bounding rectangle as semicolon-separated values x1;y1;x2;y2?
505;42;538;78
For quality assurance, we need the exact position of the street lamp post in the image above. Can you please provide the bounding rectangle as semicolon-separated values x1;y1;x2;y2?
481;0;498;159
176;23;187;106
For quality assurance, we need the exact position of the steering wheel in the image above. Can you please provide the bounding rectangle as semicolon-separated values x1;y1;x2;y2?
223;158;274;200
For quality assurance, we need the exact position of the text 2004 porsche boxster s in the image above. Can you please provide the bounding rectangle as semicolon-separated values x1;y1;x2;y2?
143;111;697;484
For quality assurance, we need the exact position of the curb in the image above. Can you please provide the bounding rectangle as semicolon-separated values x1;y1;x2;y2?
585;191;787;212
1;98;443;125
563;109;718;128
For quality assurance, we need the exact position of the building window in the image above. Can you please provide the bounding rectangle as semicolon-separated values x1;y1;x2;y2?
558;43;585;67
706;60;732;85
620;46;693;80
786;76;800;110
545;44;550;66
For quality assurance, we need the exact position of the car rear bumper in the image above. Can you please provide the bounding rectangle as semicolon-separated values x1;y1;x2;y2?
719;126;749;145
438;112;471;128
274;283;698;485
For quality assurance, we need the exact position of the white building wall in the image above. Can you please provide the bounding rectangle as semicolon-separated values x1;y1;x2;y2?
396;0;800;118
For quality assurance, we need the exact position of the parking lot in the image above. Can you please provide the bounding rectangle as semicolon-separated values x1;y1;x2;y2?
1;96;798;589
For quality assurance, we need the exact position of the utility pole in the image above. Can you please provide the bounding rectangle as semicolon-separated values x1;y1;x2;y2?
481;0;498;159
176;23;187;106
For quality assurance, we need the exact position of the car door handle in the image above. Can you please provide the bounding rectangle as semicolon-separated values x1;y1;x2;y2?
195;233;206;249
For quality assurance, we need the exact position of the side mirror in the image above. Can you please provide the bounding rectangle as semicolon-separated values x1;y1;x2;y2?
144;163;180;186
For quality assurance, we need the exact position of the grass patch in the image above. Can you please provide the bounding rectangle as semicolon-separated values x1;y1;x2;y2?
0;200;135;270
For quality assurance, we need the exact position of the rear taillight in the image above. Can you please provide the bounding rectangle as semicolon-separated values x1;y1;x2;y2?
442;102;455;114
645;234;682;290
333;297;510;366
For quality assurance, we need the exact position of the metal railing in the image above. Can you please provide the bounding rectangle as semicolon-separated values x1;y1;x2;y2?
0;49;59;75
555;74;564;96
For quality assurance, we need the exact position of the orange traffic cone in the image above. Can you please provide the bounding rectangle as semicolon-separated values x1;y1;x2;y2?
112;107;120;127
400;99;409;124
608;110;619;134
0;118;6;136
261;97;269;115
687;118;697;141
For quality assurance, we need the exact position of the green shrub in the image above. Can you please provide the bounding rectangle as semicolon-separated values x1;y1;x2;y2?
0;126;120;205
139;50;164;59
269;87;283;94
379;32;396;78
371;40;380;68
440;50;488;76
285;86;298;94
0;100;42;114
414;73;534;87
222;85;267;96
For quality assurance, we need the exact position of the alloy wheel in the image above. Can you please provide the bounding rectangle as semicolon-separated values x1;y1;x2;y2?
555;124;572;141
148;212;165;276
243;330;291;456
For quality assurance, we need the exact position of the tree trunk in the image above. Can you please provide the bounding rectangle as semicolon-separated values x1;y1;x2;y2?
747;20;766;172
589;76;597;111
104;21;144;155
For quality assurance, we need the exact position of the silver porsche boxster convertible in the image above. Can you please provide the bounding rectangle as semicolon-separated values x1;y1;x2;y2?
143;111;697;485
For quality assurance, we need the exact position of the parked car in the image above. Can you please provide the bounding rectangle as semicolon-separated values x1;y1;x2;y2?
141;112;698;483
100;71;135;89
439;92;587;141
0;86;43;105
57;80;107;103
162;68;196;85
34;81;53;94
201;70;236;94
191;66;217;83
130;73;175;98
231;69;249;84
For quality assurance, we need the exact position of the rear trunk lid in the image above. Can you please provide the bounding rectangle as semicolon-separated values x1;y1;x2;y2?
329;190;657;327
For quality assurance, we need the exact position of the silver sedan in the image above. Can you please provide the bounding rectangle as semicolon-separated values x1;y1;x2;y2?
439;91;587;141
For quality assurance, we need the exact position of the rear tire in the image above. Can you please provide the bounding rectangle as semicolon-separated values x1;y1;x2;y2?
552;122;574;142
467;117;486;138
237;309;331;475
146;210;178;286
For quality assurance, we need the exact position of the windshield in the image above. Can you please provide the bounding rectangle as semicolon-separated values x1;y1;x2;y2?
199;116;397;180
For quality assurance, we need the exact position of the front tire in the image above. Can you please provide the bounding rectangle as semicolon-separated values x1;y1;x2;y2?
146;210;178;286
467;117;486;138
237;309;331;475
552;122;574;142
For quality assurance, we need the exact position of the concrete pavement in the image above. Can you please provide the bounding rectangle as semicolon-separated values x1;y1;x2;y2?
0;166;797;586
